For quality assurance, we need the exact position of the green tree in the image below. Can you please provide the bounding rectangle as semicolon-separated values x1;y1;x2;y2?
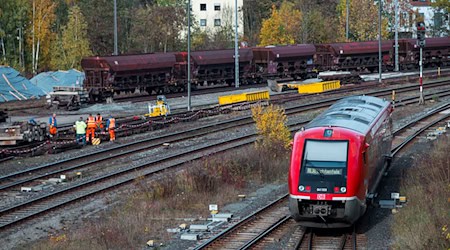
337;0;389;42
129;2;185;53
50;5;91;70
259;1;302;46
431;0;449;36
0;0;29;71
78;0;114;55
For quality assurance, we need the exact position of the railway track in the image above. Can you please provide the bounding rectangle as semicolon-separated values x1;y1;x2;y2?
193;101;450;250
0;79;449;232
2;80;449;193
1;77;449;160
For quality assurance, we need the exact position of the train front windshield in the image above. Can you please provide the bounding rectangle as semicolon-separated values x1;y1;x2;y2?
299;140;348;191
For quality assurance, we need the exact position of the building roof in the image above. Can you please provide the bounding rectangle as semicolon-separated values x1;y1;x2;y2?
306;95;390;135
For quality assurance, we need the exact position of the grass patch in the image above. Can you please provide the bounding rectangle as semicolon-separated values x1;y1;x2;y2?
392;136;450;249
30;145;290;249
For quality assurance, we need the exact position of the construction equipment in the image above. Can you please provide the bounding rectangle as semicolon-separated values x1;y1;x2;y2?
218;90;270;105
46;86;89;110
0;119;48;145
146;95;170;117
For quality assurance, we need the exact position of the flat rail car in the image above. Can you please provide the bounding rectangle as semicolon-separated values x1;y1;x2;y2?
288;95;393;228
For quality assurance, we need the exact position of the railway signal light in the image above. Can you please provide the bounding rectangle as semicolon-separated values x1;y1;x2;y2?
416;21;426;48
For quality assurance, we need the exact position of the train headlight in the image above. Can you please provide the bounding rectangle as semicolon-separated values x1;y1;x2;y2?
340;187;347;193
298;185;305;191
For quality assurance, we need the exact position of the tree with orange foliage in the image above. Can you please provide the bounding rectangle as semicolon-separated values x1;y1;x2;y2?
28;0;56;74
258;1;302;46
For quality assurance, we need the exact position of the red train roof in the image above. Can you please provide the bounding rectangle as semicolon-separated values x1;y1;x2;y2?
328;41;393;55
81;53;177;72
190;48;253;65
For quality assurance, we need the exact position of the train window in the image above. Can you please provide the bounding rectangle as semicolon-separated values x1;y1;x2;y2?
300;140;348;178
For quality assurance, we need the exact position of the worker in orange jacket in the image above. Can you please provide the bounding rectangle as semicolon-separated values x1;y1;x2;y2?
86;113;96;143
106;115;116;141
95;113;104;130
48;113;57;137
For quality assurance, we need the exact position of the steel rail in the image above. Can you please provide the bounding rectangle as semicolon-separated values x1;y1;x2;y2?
194;99;450;250
4;83;448;192
0;119;307;229
193;194;289;250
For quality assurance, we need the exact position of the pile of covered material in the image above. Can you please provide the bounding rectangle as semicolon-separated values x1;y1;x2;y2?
30;69;85;94
0;66;45;102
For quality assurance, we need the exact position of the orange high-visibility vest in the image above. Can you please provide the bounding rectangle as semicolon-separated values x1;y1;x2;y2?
109;118;115;129
96;116;103;123
87;116;96;128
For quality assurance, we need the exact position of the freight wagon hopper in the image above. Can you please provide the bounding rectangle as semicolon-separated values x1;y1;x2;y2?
252;44;317;81
398;37;450;70
187;48;254;87
318;40;394;72
81;53;177;101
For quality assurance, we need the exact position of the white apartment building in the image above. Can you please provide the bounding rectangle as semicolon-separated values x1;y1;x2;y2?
190;0;244;36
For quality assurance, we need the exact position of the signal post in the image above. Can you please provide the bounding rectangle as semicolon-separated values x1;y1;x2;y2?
417;22;425;105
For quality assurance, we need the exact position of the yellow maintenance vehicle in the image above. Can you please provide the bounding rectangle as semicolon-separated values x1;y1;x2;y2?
146;95;171;117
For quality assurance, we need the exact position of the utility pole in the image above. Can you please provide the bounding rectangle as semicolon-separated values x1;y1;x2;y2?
378;0;382;84
187;0;192;111
234;0;239;88
417;21;426;105
346;0;349;40
113;0;118;55
394;0;399;71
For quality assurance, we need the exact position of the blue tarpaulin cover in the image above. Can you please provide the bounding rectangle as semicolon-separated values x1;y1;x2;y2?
0;66;46;102
30;69;85;94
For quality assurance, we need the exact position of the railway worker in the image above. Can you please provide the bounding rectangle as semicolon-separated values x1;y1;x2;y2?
75;117;87;145
86;113;96;143
95;113;104;130
48;113;57;137
106;115;116;142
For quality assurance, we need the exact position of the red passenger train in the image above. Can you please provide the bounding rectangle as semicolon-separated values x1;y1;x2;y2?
288;96;393;228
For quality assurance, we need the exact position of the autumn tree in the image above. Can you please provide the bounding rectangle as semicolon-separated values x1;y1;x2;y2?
28;0;57;74
251;104;291;151
337;0;389;42
259;1;302;46
50;5;91;70
242;0;279;46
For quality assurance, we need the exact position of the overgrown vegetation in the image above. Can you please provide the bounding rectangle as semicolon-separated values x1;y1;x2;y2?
30;106;291;249
392;136;450;249
251;104;291;150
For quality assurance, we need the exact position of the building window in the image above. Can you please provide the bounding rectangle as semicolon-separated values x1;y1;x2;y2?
214;19;221;26
214;3;220;11
200;19;207;26
200;3;206;11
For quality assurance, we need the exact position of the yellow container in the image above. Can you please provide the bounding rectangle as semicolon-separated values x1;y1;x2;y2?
298;80;341;94
218;90;270;105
